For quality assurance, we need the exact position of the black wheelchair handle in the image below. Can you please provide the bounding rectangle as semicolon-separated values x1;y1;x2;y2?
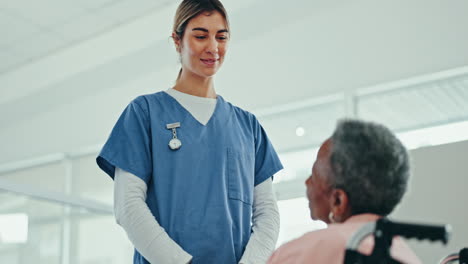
385;220;451;244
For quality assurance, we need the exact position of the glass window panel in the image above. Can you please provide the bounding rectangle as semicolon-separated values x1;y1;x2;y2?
0;190;131;264
73;213;133;264
1;161;66;194
0;191;62;264
71;155;113;205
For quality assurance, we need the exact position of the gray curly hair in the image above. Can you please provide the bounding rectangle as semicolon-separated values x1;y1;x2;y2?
329;119;410;216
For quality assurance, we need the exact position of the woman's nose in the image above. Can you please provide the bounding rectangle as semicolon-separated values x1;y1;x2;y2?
206;39;218;54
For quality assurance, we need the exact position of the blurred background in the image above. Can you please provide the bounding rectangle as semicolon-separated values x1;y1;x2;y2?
1;0;467;263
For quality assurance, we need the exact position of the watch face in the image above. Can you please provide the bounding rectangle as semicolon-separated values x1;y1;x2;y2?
169;138;182;150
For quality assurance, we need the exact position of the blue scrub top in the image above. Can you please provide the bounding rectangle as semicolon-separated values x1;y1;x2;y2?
97;92;283;264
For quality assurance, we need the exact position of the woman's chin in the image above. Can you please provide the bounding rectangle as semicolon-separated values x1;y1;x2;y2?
194;69;218;78
203;69;219;77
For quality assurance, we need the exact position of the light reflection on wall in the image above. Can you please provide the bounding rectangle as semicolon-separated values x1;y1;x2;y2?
277;197;327;247
397;120;468;150
0;213;28;243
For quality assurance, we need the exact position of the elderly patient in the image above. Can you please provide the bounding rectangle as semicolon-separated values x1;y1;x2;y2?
267;119;422;264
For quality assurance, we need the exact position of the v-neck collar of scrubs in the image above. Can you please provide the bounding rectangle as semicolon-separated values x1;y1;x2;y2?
162;91;225;127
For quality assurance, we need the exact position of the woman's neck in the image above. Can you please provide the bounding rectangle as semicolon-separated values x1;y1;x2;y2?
173;71;217;99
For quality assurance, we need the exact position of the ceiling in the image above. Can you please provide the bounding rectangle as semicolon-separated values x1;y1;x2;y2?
0;0;173;74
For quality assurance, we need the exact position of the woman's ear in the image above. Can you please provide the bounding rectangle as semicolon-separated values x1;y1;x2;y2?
172;32;181;52
329;188;350;223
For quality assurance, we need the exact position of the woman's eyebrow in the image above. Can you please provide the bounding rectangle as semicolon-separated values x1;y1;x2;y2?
192;27;229;33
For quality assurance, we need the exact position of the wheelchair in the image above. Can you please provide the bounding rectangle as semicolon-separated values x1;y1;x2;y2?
439;248;468;264
343;218;452;264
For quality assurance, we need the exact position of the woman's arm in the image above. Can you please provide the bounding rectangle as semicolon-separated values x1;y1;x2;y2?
114;167;192;264
239;176;280;264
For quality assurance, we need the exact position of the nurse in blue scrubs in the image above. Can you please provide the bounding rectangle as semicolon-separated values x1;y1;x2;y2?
96;1;283;263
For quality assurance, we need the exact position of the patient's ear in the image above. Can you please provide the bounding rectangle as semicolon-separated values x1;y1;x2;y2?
329;188;351;223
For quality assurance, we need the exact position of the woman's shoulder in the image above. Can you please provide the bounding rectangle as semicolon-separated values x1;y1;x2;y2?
130;91;170;109
133;91;166;102
220;96;258;122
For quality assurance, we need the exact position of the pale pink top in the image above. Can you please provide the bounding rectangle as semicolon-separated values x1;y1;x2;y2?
267;214;422;264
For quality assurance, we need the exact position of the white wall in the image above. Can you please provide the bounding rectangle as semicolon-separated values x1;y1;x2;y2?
393;140;468;263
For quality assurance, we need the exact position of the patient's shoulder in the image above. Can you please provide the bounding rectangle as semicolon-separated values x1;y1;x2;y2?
302;224;350;246
268;228;348;264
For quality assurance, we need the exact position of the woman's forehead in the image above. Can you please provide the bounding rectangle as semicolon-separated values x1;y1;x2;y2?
187;11;228;31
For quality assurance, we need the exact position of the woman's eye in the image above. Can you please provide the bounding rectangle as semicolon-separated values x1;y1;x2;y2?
217;36;228;40
195;36;206;39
